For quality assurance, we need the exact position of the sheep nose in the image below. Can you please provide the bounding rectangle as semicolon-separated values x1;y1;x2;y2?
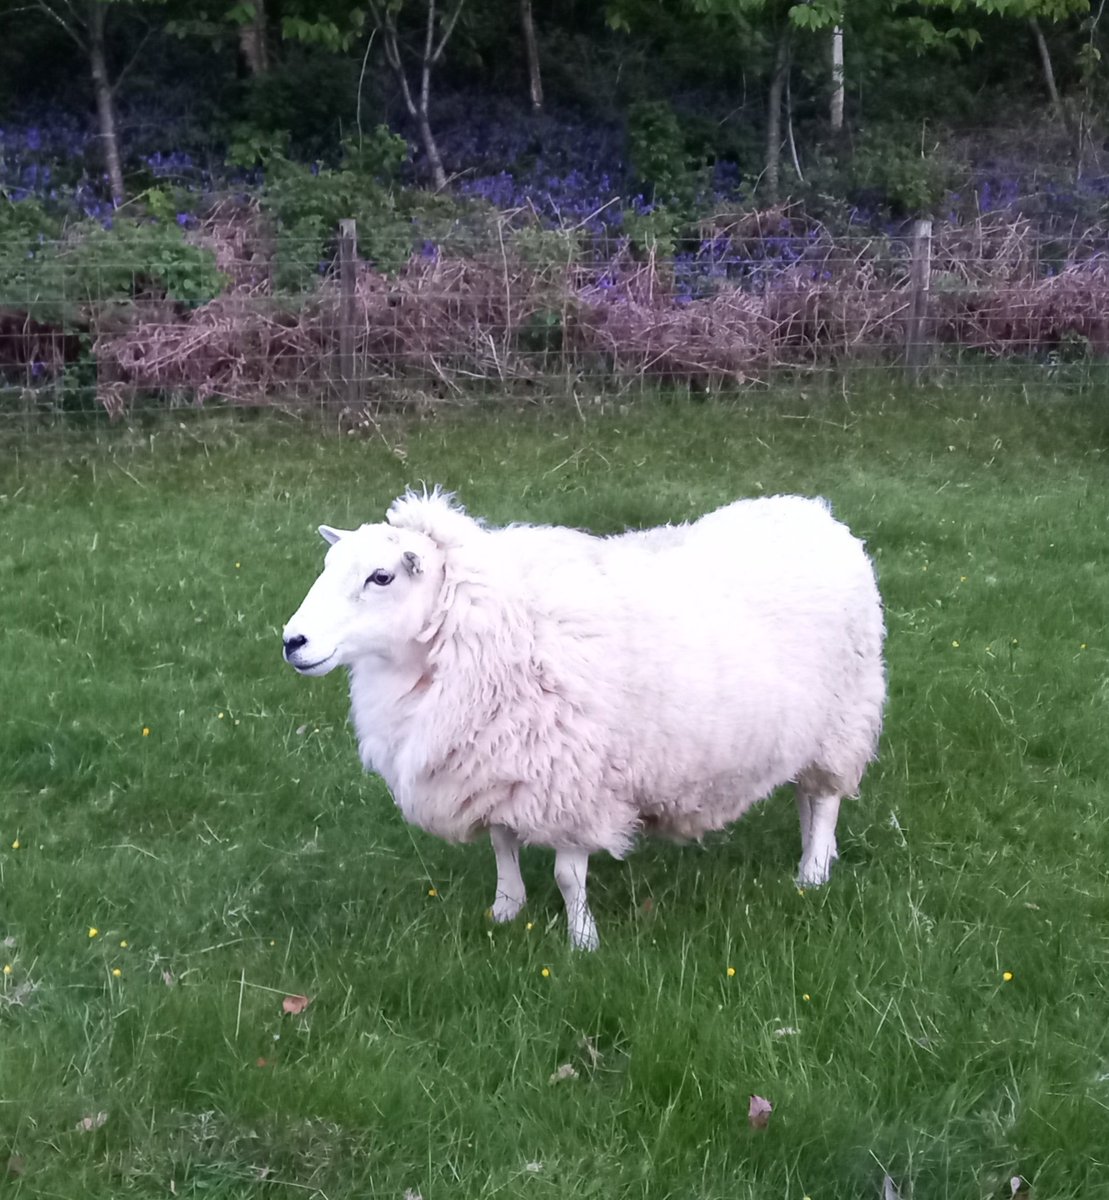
283;634;308;657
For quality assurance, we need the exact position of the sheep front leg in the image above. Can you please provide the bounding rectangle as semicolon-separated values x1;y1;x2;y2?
489;824;527;923
796;789;841;887
554;849;599;951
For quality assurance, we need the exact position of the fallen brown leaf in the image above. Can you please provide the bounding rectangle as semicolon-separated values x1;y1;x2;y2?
282;994;311;1015
255;1057;268;1068
747;1094;773;1131
640;897;654;913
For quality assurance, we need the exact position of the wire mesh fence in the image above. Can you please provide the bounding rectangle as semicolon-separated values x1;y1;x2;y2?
3;201;1109;429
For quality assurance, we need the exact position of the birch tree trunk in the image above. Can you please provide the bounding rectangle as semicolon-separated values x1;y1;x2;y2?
520;0;543;112
88;0;124;206
830;25;844;132
374;0;463;191
764;23;792;203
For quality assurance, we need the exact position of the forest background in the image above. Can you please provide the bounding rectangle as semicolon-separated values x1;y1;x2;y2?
1;0;1107;412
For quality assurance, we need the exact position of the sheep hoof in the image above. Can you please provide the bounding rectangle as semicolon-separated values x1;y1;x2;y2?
569;912;600;952
796;856;837;888
491;894;526;923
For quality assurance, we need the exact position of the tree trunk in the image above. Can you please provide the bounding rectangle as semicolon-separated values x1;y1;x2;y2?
786;71;803;183
520;0;542;112
374;0;461;191
88;0;124;207
238;0;270;75
764;23;792;204
830;25;844;133
417;111;448;190
1028;18;1069;131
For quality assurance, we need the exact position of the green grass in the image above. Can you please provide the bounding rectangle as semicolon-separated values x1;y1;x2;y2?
2;385;1109;1198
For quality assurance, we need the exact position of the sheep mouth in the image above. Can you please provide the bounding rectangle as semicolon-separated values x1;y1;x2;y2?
289;651;335;674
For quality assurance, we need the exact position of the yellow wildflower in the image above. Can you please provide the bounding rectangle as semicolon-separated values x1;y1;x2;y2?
119;940;128;948
1002;971;1014;982
802;993;811;1002
526;922;534;931
11;839;19;850
726;966;736;978
111;968;122;978
142;727;150;737
427;887;438;897
88;927;99;939
540;967;550;978
2;965;11;976
952;640;960;649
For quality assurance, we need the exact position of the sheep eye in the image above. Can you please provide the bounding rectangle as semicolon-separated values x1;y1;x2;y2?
365;570;394;587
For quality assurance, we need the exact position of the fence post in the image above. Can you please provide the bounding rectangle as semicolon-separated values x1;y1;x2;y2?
337;219;357;408
904;217;933;383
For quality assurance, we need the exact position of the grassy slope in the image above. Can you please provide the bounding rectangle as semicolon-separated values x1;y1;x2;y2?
1;387;1108;1198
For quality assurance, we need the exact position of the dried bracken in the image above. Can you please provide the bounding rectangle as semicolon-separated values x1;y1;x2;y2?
84;206;1109;415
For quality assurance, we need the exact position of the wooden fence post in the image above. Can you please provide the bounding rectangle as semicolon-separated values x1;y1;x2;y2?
905;217;933;383
338;219;357;407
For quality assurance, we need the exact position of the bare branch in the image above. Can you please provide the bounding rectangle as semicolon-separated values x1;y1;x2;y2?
370;3;418;118
420;0;434;114
111;25;154;96
28;0;86;49
432;0;465;63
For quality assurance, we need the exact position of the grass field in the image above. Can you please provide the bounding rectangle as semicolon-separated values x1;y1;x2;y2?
2;385;1109;1198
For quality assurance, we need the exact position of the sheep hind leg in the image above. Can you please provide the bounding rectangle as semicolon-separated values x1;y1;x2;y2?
554;849;599;951
489;824;527;923
795;783;841;887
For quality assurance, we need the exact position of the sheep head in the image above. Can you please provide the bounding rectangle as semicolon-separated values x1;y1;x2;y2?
282;522;443;676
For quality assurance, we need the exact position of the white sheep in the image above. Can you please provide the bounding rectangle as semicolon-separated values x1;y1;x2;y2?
282;489;886;950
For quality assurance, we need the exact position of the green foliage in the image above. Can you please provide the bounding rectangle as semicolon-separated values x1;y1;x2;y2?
230;126;456;286
281;7;365;50
509;226;585;269
619;202;683;258
64;218;228;307
0;209;225;323
807;125;957;219
232;50;364;159
0;198;63;319
627;99;707;208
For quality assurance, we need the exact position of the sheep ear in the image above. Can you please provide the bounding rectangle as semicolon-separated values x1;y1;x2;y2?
402;550;423;576
318;525;350;545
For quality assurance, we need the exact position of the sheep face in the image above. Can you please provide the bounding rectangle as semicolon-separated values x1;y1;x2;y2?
283;523;441;676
